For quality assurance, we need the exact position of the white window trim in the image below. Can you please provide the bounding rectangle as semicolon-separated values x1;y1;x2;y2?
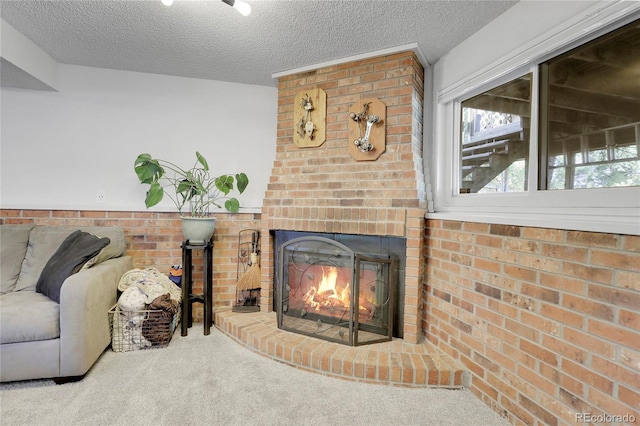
430;1;640;235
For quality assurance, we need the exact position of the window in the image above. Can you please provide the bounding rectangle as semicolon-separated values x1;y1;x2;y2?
539;21;640;190
432;2;640;235
458;20;640;195
460;75;531;193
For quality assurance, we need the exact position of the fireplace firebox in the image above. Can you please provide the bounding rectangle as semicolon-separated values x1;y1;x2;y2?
277;235;398;346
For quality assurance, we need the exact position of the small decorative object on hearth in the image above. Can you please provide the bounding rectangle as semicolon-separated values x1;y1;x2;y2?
168;264;182;287
233;229;261;312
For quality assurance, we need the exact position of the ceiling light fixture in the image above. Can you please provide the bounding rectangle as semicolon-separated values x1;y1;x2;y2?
221;0;252;16
161;0;250;17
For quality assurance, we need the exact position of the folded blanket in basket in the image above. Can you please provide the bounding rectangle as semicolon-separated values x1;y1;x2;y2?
142;294;179;344
114;267;182;350
118;267;182;303
118;286;147;312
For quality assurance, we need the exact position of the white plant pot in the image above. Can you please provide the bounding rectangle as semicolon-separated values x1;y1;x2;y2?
181;216;215;244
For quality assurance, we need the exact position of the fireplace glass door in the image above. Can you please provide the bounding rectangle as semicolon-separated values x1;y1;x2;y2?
278;236;395;346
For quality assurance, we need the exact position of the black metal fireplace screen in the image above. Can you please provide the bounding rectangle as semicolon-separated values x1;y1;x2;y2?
277;236;396;346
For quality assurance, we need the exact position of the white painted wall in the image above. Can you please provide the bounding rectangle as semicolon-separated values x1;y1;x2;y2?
433;1;599;99
0;64;277;212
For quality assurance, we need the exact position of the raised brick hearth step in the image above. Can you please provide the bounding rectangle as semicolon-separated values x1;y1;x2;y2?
214;310;467;388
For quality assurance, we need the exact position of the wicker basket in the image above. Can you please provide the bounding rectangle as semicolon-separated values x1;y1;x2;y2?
108;304;180;352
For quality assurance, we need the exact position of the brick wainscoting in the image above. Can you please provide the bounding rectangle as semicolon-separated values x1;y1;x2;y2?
0;209;261;320
423;219;640;425
1;208;466;388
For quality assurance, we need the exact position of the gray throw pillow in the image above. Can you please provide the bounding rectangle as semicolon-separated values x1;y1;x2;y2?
36;230;110;303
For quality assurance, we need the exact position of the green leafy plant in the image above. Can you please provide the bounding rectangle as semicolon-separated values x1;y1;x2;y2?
134;151;249;216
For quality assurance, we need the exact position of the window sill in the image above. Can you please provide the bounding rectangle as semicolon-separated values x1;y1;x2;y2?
426;209;640;236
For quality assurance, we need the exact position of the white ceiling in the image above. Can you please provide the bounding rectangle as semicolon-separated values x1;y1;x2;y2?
0;0;517;88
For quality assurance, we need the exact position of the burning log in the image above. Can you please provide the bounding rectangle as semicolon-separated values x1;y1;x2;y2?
358;298;377;321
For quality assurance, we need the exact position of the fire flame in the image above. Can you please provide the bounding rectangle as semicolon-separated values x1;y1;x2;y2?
303;266;350;312
299;265;378;322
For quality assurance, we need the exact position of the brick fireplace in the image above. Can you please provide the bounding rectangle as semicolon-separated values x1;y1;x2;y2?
257;50;428;345
214;51;466;387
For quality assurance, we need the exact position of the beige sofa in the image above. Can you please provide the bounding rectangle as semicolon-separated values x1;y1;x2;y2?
0;224;132;383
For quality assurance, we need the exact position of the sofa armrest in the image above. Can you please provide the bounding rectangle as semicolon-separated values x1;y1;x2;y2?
58;256;132;377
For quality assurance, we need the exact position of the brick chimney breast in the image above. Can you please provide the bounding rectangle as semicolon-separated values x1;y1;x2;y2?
261;51;427;344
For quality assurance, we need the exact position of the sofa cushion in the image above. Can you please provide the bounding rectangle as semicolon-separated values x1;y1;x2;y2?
0;224;35;294
36;230;111;303
0;291;60;344
14;226;126;292
86;226;126;265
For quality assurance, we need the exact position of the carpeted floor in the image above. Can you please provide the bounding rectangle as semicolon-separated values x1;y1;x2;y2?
0;328;509;425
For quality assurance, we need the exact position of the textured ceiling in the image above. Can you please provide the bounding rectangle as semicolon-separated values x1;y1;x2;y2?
1;0;517;88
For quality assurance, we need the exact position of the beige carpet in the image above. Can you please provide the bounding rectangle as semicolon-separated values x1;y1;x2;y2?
0;328;509;425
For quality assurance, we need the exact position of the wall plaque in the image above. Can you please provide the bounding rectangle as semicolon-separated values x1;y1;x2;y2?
348;98;386;161
293;88;326;148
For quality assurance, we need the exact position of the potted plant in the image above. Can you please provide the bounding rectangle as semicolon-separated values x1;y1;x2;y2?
134;151;249;243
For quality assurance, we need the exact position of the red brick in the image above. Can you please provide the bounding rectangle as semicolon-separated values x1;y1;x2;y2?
541;243;587;262
618;271;640;291
588;319;640;350
0;210;21;218
505;238;539;253
563;328;615;359
618;385;640;410
501;395;534;424
588;387;638;419
51;210;79;218
562;262;613;285
522;283;559;303
563;359;613;394
622;235;640;252
521;227;564;242
558;388;591;414
463;222;490;234
591;249;640;272
518;253;561;273
506;319;538;342
475;234;503;248
490;224;521;237
473;376;499;401
474;258;501;273
504;265;537;283
542;335;588;364
619;309;640;331
588;284;640;311
520;339;558;366
591;355;640;390
562;294;614;321
566;231;619;248
539;272;585;295
474;282;501;299
519;393;558;426
540;302;584;329
21;210;51;218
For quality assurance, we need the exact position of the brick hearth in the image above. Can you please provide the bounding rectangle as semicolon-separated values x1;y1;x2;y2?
215;310;465;387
